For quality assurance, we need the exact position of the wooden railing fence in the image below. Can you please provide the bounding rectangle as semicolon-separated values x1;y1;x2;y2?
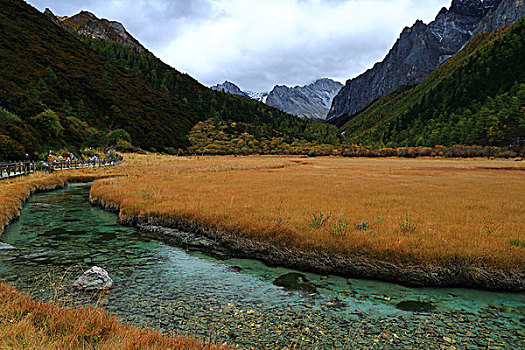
44;156;124;172
0;161;36;179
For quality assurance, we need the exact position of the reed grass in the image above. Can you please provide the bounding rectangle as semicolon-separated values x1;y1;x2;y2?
89;155;525;270
2;153;524;269
0;282;227;349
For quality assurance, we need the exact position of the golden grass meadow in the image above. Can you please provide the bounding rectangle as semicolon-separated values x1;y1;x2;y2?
90;155;525;270
2;153;524;269
1;154;524;349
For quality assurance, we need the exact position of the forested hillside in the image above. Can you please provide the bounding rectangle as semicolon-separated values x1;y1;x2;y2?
0;0;339;160
0;0;203;155
340;19;525;147
1;0;521;160
77;36;339;145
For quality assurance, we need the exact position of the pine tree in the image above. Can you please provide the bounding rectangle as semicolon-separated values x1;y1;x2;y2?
102;72;112;90
62;99;73;116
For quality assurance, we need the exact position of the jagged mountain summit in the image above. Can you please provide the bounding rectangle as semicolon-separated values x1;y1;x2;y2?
327;0;515;120
211;82;270;103
266;79;343;120
211;79;342;120
45;9;146;52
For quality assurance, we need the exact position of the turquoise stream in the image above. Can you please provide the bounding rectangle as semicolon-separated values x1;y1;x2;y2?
0;186;523;349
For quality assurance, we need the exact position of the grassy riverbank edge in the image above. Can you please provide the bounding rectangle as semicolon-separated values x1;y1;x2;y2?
89;195;525;292
0;173;229;350
0;282;227;349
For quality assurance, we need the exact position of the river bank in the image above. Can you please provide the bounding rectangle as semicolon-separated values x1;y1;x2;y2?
90;195;525;291
0;169;229;349
86;155;525;292
0;281;227;350
0;175;95;236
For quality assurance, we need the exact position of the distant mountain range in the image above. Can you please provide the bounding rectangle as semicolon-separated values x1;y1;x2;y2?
0;0;522;160
328;0;524;120
212;79;343;120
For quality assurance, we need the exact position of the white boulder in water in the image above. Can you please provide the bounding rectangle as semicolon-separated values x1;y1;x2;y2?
0;243;16;250
73;266;114;291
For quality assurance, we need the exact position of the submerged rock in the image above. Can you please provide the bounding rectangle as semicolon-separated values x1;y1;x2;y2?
273;273;317;293
73;266;113;291
396;300;436;312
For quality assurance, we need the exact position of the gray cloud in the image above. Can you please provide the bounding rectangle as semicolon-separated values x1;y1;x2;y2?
27;0;451;92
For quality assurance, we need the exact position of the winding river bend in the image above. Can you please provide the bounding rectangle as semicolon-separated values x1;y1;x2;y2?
0;185;523;349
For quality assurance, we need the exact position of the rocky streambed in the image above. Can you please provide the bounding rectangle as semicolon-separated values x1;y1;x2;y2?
0;185;524;349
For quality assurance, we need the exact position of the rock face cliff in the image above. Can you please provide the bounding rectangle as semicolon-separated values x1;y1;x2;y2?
475;0;525;34
327;0;504;120
211;79;342;120
46;9;146;52
266;79;343;120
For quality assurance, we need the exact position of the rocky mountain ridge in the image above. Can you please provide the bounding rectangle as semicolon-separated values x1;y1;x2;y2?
327;0;524;120
245;91;269;103
212;79;343;120
338;16;525;147
45;9;146;52
211;81;249;98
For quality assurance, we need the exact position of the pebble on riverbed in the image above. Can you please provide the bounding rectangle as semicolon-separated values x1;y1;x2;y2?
72;266;114;291
0;243;16;250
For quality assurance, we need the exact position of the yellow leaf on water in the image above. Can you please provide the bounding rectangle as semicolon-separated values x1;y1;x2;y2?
443;336;456;343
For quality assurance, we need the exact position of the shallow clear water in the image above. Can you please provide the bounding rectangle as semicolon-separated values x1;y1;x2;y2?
0;186;523;349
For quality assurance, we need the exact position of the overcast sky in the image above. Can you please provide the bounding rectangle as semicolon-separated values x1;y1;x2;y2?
27;0;451;92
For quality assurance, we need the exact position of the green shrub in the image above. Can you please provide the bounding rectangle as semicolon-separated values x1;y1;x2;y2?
510;240;525;248
30;109;63;142
108;129;131;146
306;211;332;229
331;215;349;236
399;213;420;234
